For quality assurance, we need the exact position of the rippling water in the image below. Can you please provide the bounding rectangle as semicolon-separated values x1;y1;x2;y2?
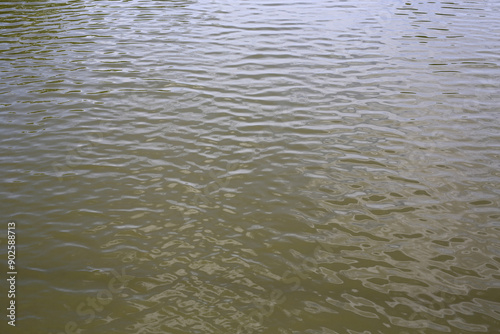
1;0;500;333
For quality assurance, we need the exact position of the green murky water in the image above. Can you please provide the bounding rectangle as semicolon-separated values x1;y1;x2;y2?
1;0;500;333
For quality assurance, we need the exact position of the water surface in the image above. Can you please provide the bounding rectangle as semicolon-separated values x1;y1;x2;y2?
1;0;500;333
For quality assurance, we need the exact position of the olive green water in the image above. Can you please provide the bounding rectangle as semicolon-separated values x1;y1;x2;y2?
1;0;500;333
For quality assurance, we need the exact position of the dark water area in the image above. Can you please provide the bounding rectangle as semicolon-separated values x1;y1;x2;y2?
1;0;500;333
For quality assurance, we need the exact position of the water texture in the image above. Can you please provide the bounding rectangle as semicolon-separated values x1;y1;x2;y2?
1;0;500;333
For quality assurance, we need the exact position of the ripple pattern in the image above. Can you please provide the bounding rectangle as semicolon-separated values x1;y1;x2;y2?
1;0;500;333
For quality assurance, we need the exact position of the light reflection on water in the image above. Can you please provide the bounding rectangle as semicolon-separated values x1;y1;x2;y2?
1;0;500;333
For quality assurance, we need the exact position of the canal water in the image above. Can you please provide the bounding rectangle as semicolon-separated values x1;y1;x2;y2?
1;0;500;333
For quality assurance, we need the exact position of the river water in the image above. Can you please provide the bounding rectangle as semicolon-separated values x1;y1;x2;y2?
1;0;500;333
